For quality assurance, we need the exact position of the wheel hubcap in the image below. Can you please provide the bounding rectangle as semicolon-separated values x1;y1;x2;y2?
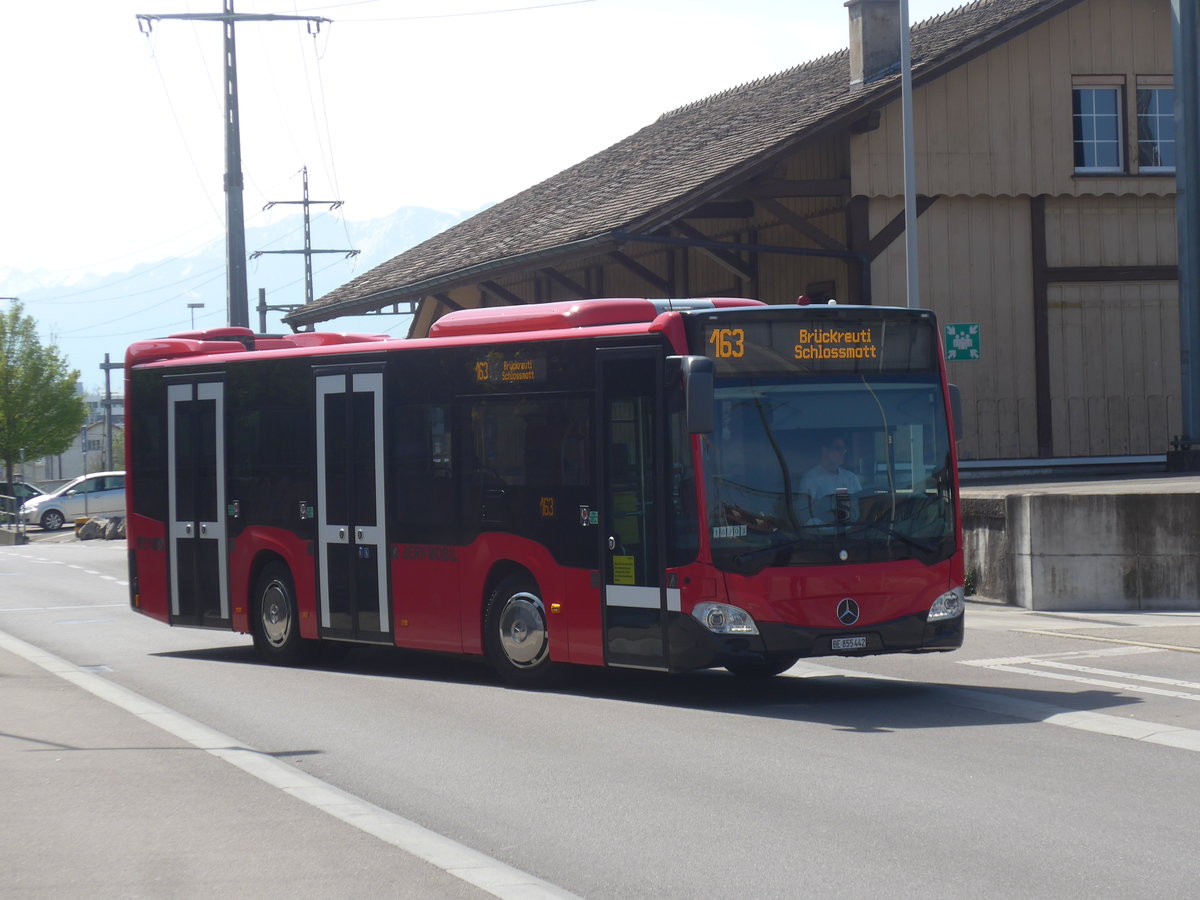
261;581;291;647
498;592;547;667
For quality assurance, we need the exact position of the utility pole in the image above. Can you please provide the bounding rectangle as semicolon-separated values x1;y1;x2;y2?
100;355;123;471
136;3;331;329
1170;0;1200;469
252;166;360;310
899;0;919;309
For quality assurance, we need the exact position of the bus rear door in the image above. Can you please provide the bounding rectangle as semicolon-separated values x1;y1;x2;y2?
166;380;230;626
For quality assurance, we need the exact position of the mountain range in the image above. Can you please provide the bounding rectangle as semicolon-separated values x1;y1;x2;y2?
0;205;474;394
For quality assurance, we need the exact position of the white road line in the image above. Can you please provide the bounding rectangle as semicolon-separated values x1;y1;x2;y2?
1;604;128;613
966;655;1200;690
968;663;1200;702
785;660;1200;753
960;654;1200;702
0;628;581;900
1018;628;1200;654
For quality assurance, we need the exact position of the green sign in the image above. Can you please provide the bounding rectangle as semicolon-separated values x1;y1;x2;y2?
944;323;980;361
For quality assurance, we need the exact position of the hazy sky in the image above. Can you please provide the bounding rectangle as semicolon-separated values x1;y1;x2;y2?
2;0;962;280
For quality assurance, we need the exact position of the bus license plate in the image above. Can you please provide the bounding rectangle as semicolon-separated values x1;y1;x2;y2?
832;636;867;650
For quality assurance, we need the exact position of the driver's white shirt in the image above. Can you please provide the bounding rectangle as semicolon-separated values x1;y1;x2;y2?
799;465;862;523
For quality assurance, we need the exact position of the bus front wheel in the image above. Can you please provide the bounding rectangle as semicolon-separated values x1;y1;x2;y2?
252;562;314;666
483;574;559;687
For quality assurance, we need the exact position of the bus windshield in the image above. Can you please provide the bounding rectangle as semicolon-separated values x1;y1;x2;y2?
702;373;956;573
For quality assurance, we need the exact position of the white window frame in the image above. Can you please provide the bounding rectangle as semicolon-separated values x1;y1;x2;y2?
1136;77;1175;174
1072;80;1125;174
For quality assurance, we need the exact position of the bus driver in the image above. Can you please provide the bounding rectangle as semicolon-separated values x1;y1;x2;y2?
799;434;861;527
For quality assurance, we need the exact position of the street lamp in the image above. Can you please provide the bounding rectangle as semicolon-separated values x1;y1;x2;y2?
187;302;205;328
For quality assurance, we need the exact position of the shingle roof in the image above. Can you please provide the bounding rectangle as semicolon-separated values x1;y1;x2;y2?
285;0;1077;327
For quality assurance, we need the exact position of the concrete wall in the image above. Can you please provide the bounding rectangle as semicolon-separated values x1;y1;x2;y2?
963;491;1200;610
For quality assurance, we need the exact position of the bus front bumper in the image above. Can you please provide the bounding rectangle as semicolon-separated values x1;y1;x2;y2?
666;609;964;671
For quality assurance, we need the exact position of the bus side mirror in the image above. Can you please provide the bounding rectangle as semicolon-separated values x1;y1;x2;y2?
677;355;714;434
948;384;963;441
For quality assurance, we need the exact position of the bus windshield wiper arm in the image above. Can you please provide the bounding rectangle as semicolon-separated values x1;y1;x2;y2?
858;520;937;554
731;529;824;563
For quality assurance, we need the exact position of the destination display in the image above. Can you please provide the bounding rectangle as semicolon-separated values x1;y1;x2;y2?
694;311;939;375
473;352;547;385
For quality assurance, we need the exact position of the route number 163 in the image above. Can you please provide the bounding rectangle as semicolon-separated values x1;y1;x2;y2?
708;327;745;359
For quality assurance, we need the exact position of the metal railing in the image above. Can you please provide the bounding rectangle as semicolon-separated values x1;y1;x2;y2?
0;494;27;538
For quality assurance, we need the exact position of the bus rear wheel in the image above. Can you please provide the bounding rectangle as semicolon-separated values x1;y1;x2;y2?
483;574;559;687
252;562;314;666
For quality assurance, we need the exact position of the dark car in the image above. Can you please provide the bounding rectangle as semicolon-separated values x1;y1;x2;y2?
1;481;44;522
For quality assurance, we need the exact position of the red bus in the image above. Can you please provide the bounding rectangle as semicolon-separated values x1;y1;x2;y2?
125;298;964;684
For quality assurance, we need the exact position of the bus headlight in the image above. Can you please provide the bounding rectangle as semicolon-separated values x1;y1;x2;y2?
928;586;965;622
693;602;759;635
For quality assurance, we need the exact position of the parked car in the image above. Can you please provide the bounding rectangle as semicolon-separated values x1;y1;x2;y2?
20;471;125;531
1;481;44;523
0;481;45;504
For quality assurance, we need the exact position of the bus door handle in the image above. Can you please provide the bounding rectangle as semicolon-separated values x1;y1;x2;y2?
608;536;617;550
355;528;364;541
338;527;346;540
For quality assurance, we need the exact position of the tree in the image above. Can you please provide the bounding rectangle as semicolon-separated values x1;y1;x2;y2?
0;301;87;487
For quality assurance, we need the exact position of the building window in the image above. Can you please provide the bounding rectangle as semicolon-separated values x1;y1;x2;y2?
1073;86;1123;173
1137;85;1174;172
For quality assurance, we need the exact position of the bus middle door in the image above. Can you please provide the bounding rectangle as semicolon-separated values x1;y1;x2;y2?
598;348;671;670
315;370;391;643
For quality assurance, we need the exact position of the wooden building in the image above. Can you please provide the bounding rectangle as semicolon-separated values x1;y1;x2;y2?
284;0;1181;464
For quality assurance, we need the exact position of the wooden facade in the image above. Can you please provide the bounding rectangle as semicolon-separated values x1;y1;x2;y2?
290;0;1182;462
858;0;1178;459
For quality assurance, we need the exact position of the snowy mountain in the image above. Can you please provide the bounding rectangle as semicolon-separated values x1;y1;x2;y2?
0;205;474;393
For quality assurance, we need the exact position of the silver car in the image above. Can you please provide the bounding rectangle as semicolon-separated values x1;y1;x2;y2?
20;471;126;531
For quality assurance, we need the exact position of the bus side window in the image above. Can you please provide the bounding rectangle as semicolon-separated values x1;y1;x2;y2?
392;403;457;542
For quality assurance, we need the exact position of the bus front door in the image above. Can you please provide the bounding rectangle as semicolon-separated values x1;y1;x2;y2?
167;381;229;626
599;349;670;670
315;371;391;643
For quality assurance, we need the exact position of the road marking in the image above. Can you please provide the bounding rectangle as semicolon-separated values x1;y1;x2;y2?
960;651;1200;701
785;660;1200;753
0;627;580;900
1018;629;1200;654
55;619;113;626
1;604;127;613
965;663;1200;702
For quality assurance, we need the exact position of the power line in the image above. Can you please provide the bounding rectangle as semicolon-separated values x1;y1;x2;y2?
291;0;596;21
24;265;226;307
136;2;332;329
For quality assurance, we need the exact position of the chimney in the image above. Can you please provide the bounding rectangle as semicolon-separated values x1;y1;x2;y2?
847;0;902;85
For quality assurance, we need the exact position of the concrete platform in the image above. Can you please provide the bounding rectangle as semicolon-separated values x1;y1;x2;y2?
961;471;1200;611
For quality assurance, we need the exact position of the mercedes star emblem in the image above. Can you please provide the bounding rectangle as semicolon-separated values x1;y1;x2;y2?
837;597;860;626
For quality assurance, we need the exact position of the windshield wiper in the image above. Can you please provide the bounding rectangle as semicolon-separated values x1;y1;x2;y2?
731;531;822;564
857;520;938;554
